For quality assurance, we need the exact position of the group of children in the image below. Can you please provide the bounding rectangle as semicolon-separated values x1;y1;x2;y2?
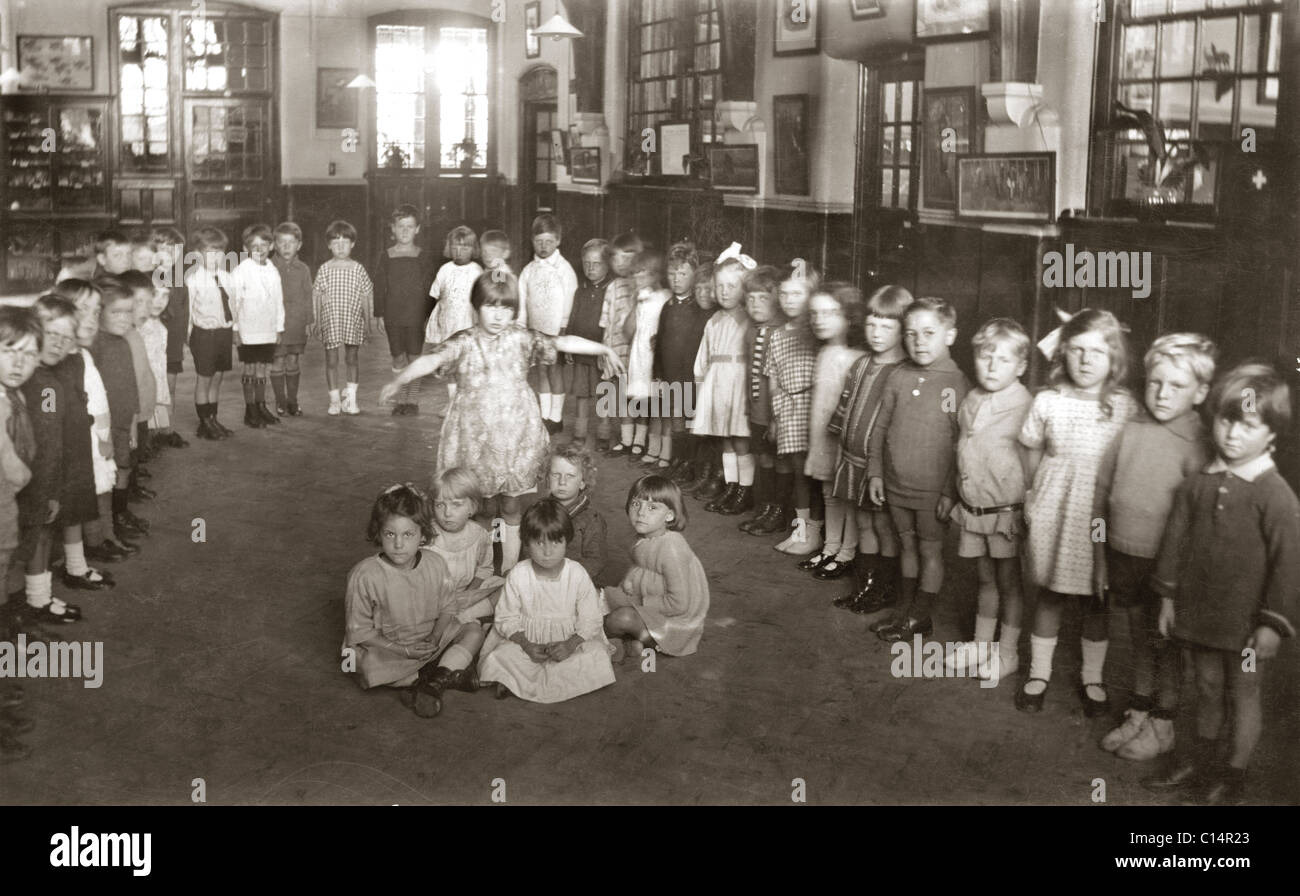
356;210;1297;806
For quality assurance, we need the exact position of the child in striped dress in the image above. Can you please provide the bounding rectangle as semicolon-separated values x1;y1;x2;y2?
311;220;375;416
828;285;910;613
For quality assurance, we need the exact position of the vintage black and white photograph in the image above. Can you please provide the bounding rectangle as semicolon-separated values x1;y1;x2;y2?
1;0;1298;854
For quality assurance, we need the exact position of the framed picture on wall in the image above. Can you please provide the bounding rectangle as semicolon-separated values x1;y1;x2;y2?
656;122;692;176
850;0;886;20
774;0;819;56
774;94;811;195
17;35;94;91
709;144;760;192
316;68;358;129
956;152;1056;222
922;86;977;210
569;147;601;184
915;0;990;41
525;2;541;59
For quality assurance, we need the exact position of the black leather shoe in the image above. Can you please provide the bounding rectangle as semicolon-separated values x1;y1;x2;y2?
851;579;897;615
797;552;832;571
739;504;775;534
210;417;232;437
814;557;853;580
718;485;753;515
751;504;794;536
61;570;115;591
1079;683;1110;718
670;460;696;486
85;540;129;563
244;405;264;428
877;616;932;643
450;667;479;693
287;401;303;416
1142;759;1202;793
196;418;220;440
695;471;727;502
257;402;280;425
1015;679;1049;713
705;483;738;513
114;512;149;536
29;603;82;625
164;431;189;448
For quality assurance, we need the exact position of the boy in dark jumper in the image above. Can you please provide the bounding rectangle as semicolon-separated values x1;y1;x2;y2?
90;280;147;548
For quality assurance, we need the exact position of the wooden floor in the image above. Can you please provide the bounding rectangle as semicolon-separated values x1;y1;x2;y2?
3;341;1297;805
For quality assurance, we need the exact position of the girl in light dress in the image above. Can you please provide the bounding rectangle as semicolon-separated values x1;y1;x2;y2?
425;225;484;406
476;499;616;703
1016;309;1138;714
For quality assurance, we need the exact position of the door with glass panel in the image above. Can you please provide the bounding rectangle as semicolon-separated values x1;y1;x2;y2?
112;3;277;243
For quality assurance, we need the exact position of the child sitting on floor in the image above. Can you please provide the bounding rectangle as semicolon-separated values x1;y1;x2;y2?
604;474;711;661
477;499;616;703
426;467;503;620
344;484;485;719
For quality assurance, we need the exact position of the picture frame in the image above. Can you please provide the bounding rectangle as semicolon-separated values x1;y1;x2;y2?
708;144;760;193
525;2;541;59
774;0;820;56
956;152;1056;223
773;94;811;195
922;86;977;210
17;35;94;91
850;0;886;20
569;146;601;184
915;0;990;42
316;67;358;130
656;121;692;177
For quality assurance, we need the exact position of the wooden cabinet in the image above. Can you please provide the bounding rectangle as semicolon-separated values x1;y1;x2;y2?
2;95;111;292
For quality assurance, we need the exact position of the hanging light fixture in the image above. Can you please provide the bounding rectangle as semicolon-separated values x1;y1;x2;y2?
345;73;376;89
533;2;583;42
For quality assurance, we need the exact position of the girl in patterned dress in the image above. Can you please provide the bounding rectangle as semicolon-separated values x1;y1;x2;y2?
691;250;753;512
766;263;822;554
1016;309;1138;714
380;271;624;575
310;220;375;416
425;225;483;408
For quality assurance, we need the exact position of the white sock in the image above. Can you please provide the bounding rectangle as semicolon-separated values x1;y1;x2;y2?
551;394;565;422
974;614;998;645
999;623;1021;661
500;523;522;572
659;433;672;461
65;541;89;577
620;423;634;446
440;644;473;672
633;422;648;448
737;453;755;486
329;388;341;405
1028;634;1057;682
1081;638;1109;686
346;382;358;402
25;571;53;609
447;382;457;402
539;393;553;418
647;433;661;458
721;451;738;483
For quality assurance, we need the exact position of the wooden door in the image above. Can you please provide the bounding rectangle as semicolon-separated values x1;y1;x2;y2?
184;97;277;239
523;101;559;219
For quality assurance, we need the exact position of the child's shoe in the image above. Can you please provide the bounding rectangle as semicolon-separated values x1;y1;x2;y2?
1117;717;1175;761
594;438;610;453
163;431;188;448
327;390;342;416
343;384;361;415
27;601;82;625
287;401;303;416
257;402;280;425
1100;707;1149;752
275;403;288;417
943;641;981;674
776;518;823;555
978;646;1017;683
244;404;265;428
61;569;115;591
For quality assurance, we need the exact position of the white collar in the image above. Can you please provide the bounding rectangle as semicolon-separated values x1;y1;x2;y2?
1205;452;1275;482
